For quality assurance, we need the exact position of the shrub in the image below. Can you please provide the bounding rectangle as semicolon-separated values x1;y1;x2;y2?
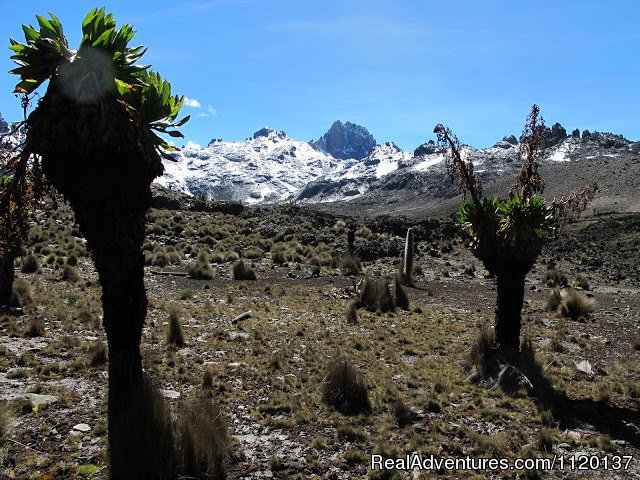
10;279;32;308
232;260;256;280
188;251;214;280
176;396;228;479
322;355;371;415
355;277;395;314
545;288;562;311
543;268;568;287
560;289;594;321
20;254;38;273
340;255;361;276
66;253;78;266
166;310;185;347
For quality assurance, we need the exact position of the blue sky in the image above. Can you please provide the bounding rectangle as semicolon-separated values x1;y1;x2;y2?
0;1;638;150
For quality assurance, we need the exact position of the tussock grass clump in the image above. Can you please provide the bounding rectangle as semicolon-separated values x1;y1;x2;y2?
61;265;79;282
65;253;78;266
20;254;39;273
232;259;256;281
0;401;12;441
545;288;562;311
271;249;286;265
573;274;590;290
179;289;194;300
392;400;418;428
188;250;214;280
465;325;499;380
355;277;395;314
340;255;361;276
543;268;568;287
243;247;263;259
202;370;214;389
152;251;170;267
394;274;410;311
10;279;32;308
560;288;594;321
176;396;228;479
166;309;185;347
24;317;45;338
89;342;107;366
346;301;358;324
322;355;371;415
110;378;176;479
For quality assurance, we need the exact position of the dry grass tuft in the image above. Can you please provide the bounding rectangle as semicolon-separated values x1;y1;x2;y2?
166;309;186;347
560;288;594;321
322;354;371;415
356;277;395;314
232;259;256;281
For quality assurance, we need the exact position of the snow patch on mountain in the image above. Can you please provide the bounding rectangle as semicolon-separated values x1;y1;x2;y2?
157;126;341;204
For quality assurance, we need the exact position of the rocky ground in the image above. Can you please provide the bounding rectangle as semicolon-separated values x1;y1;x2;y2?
1;202;639;479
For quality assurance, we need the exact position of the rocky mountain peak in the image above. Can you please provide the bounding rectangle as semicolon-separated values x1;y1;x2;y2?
541;122;568;148
310;120;377;160
413;140;438;157
492;135;519;149
253;126;286;140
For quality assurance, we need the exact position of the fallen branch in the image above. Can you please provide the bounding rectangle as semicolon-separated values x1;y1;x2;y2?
232;311;252;323
149;270;189;277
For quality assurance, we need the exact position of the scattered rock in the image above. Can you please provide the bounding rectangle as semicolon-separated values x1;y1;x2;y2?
72;423;91;433
25;393;58;407
574;359;594;376
161;389;180;400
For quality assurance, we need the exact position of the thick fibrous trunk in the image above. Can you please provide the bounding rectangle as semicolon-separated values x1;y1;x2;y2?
494;267;527;351
71;197;149;478
347;229;355;257
0;255;14;305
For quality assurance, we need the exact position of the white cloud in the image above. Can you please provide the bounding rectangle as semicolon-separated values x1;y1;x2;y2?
186;140;202;149
197;105;218;118
184;97;201;108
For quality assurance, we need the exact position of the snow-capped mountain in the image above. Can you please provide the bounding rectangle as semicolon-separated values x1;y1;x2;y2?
156;126;342;204
157;119;639;208
158;122;409;205
323;129;640;217
297;142;412;202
